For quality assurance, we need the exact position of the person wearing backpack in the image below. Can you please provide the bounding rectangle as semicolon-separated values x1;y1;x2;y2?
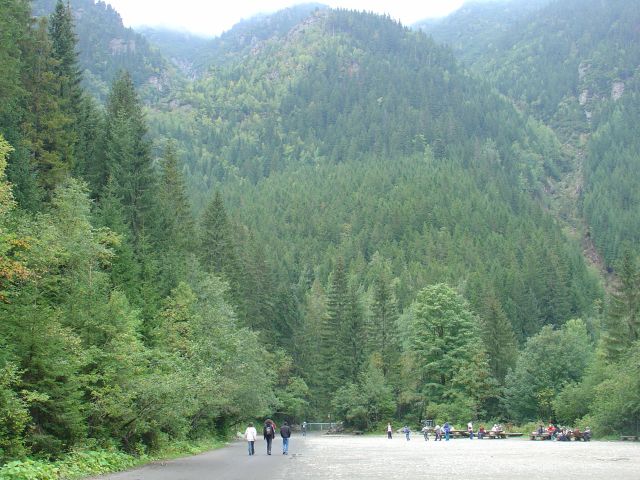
264;419;276;455
280;421;292;455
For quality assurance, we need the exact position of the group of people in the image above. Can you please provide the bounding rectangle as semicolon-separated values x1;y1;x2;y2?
536;424;592;441
388;422;504;441
243;419;292;456
432;422;453;440
389;422;455;441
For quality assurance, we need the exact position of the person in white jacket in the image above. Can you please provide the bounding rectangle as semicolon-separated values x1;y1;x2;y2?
244;422;258;456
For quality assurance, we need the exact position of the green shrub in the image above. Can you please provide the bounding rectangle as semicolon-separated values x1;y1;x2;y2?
0;450;136;480
0;459;59;480
0;439;226;480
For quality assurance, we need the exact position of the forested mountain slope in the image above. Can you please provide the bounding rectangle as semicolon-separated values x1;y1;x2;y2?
145;8;603;367
421;0;640;269
151;10;565;198
32;0;183;102
141;4;327;76
414;0;551;65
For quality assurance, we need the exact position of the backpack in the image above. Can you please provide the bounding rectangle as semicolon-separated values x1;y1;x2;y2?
265;424;273;436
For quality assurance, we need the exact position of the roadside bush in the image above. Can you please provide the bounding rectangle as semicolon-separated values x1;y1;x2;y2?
0;450;137;480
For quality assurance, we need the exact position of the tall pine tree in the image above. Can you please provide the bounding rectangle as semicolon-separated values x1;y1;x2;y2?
103;70;157;248
604;248;640;361
155;140;195;296
320;257;349;403
369;267;400;379
22;18;74;194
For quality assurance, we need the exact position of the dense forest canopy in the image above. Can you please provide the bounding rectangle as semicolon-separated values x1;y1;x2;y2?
422;0;640;269
2;0;640;472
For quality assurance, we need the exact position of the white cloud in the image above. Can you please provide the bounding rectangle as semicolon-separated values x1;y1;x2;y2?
105;0;465;37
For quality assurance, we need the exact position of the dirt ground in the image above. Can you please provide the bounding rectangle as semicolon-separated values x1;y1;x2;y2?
90;433;640;480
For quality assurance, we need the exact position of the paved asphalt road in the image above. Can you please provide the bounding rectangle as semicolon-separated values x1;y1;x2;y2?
88;437;295;480
89;433;640;480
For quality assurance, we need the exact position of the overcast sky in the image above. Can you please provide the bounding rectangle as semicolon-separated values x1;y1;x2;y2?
103;1;467;37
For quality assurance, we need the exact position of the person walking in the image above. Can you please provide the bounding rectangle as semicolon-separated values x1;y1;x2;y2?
264;419;276;455
467;421;474;440
244;422;257;456
302;421;307;437
402;425;411;441
280;421;292;455
387;422;393;439
421;424;430;441
443;422;451;441
434;424;442;441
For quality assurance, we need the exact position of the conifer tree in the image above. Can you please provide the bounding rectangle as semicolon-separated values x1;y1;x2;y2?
94;176;141;306
604;248;640;361
0;0;34;208
236;227;275;332
49;0;82;105
199;191;235;274
296;279;326;411
343;281;366;383
320;257;349;400
479;293;518;382
198;191;243;311
103;70;157;248
369;269;400;379
73;95;104;190
22;18;74;194
0;0;30;135
156;140;195;295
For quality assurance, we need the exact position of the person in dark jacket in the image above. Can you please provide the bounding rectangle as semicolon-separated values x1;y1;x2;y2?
264;419;276;455
280;421;292;455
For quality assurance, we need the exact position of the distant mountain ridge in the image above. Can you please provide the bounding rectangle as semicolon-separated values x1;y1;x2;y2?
32;0;183;102
414;0;552;64
139;3;328;76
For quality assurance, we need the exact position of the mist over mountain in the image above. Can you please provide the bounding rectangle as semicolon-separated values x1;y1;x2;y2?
139;3;328;76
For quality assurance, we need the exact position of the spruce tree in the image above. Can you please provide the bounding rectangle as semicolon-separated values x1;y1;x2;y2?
103;70;157;248
343;282;366;384
49;0;82;104
46;0;83;181
604;248;640;361
321;257;349;397
94;176;141;306
199;191;235;274
296;279;326;412
22;18;74;194
198;191;243;311
73;95;104;191
156;140;195;295
369;270;400;379
478;293;518;382
0;0;35;209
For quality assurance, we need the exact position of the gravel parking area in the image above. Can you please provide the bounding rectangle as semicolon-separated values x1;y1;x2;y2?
287;434;640;479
